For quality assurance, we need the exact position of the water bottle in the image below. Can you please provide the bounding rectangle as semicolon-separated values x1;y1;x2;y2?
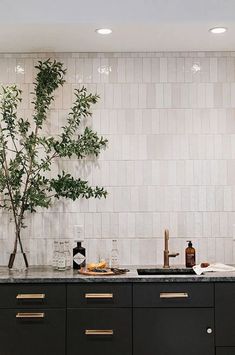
57;241;66;271
111;239;119;268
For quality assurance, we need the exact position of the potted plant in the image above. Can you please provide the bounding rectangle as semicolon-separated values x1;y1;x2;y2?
0;59;107;269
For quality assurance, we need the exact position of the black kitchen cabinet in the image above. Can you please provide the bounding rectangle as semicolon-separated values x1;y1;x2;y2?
0;280;235;355
0;284;66;355
215;284;235;347
0;309;66;355
133;283;215;355
134;308;214;355
67;283;132;355
67;308;132;355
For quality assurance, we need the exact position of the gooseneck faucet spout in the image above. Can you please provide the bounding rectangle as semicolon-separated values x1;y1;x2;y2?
163;229;179;268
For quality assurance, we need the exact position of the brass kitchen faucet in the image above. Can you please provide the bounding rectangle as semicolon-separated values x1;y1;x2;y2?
163;229;179;268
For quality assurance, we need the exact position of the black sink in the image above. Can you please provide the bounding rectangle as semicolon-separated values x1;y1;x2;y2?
137;268;195;276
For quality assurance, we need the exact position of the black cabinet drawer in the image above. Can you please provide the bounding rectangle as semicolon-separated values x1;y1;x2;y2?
0;309;66;355
215;283;235;346
67;284;132;308
216;349;235;355
134;308;214;355
0;284;66;308
67;308;132;355
133;283;214;307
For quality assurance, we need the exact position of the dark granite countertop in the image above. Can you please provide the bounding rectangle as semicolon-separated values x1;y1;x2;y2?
1;265;235;283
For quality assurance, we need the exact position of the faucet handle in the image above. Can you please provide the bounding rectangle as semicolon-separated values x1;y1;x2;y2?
169;252;180;258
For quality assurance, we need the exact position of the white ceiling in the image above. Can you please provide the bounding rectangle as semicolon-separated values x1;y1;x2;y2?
0;0;234;52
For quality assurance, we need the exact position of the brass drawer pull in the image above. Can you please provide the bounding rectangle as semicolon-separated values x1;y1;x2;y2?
16;312;45;319
16;294;45;300
85;330;114;336
160;292;189;299
85;293;113;299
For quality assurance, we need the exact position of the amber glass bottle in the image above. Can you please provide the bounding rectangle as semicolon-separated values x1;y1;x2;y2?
185;241;196;267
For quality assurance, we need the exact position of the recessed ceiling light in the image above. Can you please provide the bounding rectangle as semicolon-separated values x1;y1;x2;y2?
209;27;227;34
96;28;112;35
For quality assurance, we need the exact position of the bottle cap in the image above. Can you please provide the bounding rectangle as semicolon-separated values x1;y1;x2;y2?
187;240;193;247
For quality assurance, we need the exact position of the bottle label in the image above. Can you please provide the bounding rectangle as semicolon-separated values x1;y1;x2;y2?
186;253;195;266
73;253;86;266
57;256;66;269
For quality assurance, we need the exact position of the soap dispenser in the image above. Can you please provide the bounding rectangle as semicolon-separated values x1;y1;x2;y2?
185;241;196;267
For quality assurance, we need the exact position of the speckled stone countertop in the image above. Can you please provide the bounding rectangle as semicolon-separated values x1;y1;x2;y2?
1;265;235;283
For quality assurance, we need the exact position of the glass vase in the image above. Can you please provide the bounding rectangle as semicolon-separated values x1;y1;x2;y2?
8;251;29;272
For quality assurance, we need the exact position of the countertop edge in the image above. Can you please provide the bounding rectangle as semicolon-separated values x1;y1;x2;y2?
1;266;235;283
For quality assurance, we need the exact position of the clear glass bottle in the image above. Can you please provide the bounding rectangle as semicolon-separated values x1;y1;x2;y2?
111;239;119;268
52;241;59;269
57;241;66;271
65;240;72;269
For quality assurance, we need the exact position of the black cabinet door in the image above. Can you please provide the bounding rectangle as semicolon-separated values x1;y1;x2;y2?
0;309;66;355
215;284;235;346
134;308;214;355
67;308;132;355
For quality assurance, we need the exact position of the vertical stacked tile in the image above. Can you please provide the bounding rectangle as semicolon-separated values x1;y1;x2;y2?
0;52;234;266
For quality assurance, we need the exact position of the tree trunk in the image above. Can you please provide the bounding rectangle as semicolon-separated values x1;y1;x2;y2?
8;229;29;269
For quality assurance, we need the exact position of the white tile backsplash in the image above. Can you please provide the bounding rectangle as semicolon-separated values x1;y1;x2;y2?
0;52;235;266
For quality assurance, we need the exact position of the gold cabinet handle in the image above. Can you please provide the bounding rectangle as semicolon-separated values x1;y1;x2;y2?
16;293;45;300
85;293;113;299
160;292;189;299
85;330;114;336
16;312;45;319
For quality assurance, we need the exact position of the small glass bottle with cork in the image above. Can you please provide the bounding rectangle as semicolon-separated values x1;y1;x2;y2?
57;241;66;271
111;239;119;268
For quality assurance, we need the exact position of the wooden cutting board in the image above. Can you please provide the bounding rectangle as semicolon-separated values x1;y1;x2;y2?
78;268;115;276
